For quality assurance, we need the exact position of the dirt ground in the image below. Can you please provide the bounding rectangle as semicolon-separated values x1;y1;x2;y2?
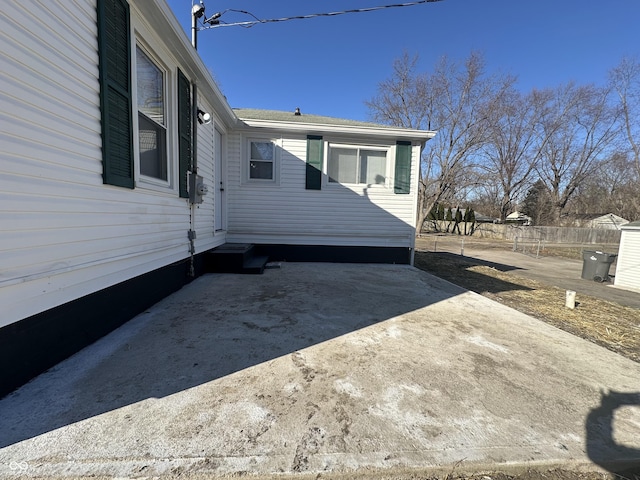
414;235;640;364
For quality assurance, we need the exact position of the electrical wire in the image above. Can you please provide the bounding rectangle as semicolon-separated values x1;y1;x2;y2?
199;0;445;29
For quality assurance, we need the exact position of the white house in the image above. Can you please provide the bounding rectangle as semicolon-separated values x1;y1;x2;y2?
505;211;532;225
565;213;629;230
0;0;433;396
614;221;640;291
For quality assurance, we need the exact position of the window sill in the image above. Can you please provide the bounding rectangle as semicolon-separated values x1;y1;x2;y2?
242;179;280;186
136;177;176;195
326;182;392;190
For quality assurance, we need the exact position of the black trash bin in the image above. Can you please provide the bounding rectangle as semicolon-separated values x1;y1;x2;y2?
581;250;617;282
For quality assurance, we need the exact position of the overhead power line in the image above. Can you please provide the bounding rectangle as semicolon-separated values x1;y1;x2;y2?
199;0;445;29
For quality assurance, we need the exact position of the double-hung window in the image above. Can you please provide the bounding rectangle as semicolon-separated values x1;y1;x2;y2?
98;0;192;193
248;140;275;181
136;45;167;181
328;145;388;186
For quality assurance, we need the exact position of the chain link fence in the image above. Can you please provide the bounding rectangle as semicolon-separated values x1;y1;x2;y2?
511;237;620;260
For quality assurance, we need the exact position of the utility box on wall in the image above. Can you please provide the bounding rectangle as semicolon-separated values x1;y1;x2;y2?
188;173;208;204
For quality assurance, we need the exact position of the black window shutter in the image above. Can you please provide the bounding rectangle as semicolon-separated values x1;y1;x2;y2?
394;141;412;194
97;0;134;188
177;69;192;198
306;135;323;190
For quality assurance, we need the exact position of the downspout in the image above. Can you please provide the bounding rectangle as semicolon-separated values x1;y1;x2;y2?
410;140;426;266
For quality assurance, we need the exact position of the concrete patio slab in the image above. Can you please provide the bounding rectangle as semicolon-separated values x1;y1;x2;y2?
0;263;639;478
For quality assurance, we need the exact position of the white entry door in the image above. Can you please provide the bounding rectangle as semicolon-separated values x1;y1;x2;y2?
214;129;225;231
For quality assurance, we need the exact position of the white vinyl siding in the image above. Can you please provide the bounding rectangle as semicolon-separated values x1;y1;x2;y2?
225;134;418;247
614;227;640;290
193;97;221;251
0;1;224;328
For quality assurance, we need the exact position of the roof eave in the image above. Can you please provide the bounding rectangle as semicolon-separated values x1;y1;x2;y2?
621;221;640;230
237;118;436;142
134;0;238;128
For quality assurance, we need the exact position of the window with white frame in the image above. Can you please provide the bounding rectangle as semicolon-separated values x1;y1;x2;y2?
248;140;275;180
327;145;388;186
136;45;168;181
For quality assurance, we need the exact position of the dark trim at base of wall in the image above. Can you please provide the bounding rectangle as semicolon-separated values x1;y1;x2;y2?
0;255;206;399
0;244;407;398
254;244;411;265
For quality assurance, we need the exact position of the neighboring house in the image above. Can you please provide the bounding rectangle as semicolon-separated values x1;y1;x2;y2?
505;211;532;225
0;0;433;396
614;221;640;291
473;212;497;224
562;213;629;230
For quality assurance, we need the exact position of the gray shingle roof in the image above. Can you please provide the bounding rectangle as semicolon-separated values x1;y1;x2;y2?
234;108;406;130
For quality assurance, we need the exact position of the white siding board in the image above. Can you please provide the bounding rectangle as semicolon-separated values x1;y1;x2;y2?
2;245;189;329
35;2;98;56
3;154;103;185
1;1;98;69
2;115;101;161
1;225;185;254
2;174;191;202
3;210;187;231
615;229;640;290
0;20;97;104
2;76;99;137
2;234;188;285
0;191;185;216
226;134;418;247
193;98;225;251
225;236;411;247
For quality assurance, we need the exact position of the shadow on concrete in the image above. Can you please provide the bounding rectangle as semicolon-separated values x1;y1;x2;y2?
586;390;640;474
414;251;534;295
0;264;464;448
0;135;439;448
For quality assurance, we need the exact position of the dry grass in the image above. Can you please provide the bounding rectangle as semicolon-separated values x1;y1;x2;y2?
413;250;640;364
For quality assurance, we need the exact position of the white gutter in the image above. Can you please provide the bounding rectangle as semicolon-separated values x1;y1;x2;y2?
237;118;436;142
136;0;238;128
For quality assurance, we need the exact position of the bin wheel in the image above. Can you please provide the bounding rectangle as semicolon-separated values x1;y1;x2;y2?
593;275;604;283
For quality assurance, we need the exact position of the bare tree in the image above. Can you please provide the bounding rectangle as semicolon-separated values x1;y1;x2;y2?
609;56;640;178
481;87;547;222
570;152;640;221
534;83;619;223
468;181;502;219
366;51;514;232
365;52;430;130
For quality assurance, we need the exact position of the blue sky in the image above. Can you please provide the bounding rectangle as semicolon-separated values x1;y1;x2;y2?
166;0;640;122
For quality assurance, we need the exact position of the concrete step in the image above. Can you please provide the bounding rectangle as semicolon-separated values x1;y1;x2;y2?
242;255;269;275
206;244;268;274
